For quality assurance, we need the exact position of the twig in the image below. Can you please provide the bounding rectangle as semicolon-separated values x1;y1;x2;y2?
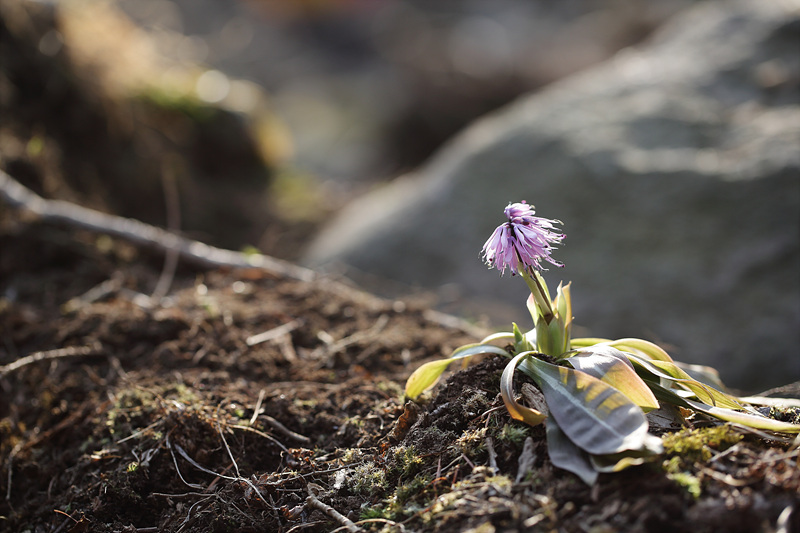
230;424;290;454
0;167;314;281
278;334;299;363
259;415;312;445
151;491;210;499
777;505;794;533
5;440;24;500
306;484;362;533
314;314;389;362
51;510;80;533
216;423;241;478
61;275;123;313
757;448;800;464
170;436;274;509
422;309;488;339
246;319;304;346
696;464;749;487
285;522;327;533
0;342;103;378
116;419;165;445
355;519;406;532
175;494;215;533
249;389;267;426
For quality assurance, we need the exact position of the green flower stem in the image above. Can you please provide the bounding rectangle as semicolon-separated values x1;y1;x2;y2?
520;269;554;324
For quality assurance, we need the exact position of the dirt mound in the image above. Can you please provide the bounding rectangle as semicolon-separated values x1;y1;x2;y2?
1;209;798;533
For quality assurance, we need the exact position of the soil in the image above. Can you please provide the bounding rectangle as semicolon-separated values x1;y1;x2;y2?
1;3;799;531
1;211;799;533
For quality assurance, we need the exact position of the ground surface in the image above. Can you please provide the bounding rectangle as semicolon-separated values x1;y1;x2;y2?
1;210;799;533
2;2;799;531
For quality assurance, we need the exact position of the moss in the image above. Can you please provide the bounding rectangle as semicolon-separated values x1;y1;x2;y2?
359;477;435;524
452;427;487;458
384;475;434;519
349;462;386;495
461;390;492;418
662;425;742;463
668;471;702;499
661;425;742;500
387;445;424;479
497;423;530;446
359;504;389;521
135;87;217;122
341;448;363;464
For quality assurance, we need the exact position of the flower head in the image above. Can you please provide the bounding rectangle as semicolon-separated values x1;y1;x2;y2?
482;201;564;274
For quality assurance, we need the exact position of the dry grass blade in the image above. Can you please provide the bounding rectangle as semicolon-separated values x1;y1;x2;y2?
166;435;205;490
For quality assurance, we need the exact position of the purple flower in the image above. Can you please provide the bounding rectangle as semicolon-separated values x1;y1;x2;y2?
482;201;565;274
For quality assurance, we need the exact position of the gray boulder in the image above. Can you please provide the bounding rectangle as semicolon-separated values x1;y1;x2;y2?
304;0;800;392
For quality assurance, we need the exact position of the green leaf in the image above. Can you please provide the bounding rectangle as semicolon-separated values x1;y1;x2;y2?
568;346;660;412
674;361;729;391
684;399;800;434
480;331;515;344
571;337;673;362
518;356;651;455
554;282;573;331
625;354;742;410
500;352;547;427
405;359;458;399
546;418;597;485
647;382;800;434
512;323;533;353
589;449;660;473
737;396;800;409
405;343;509;399
535;319;555;357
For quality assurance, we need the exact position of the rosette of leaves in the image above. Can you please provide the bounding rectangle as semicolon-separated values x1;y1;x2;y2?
408;201;800;484
405;297;800;486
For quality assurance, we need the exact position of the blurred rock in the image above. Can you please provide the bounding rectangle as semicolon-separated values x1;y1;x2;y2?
304;0;800;391
116;0;695;183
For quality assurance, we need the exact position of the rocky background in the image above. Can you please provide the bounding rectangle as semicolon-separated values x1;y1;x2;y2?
2;0;798;392
304;0;800;392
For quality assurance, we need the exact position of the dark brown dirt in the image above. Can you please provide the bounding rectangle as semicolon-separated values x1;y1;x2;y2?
1;211;799;533
1;2;798;531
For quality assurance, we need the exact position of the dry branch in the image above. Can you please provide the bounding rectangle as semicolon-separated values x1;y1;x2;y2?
306;484;362;533
0;343;104;378
0;168;314;281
